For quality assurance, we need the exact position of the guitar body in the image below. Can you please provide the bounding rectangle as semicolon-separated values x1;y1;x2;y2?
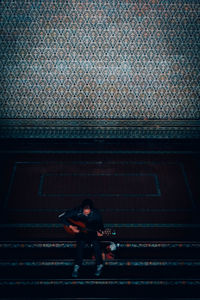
64;218;88;235
63;218;116;237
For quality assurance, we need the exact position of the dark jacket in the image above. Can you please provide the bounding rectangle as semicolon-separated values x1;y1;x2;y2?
58;206;104;238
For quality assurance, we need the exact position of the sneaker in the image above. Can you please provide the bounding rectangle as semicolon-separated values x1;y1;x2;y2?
72;264;80;278
94;264;103;277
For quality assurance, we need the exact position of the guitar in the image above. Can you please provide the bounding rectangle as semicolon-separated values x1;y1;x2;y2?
63;218;116;237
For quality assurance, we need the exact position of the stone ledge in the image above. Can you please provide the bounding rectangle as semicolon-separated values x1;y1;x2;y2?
0;119;199;139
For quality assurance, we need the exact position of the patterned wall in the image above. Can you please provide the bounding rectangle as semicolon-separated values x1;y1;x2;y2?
0;0;200;138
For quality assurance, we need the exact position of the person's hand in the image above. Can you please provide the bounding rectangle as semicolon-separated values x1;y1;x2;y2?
69;225;80;233
97;231;103;237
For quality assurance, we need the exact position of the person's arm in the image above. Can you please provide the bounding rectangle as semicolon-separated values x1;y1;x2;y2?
58;208;80;233
58;208;77;226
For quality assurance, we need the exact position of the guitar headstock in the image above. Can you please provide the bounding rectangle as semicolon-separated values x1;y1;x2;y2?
102;228;116;237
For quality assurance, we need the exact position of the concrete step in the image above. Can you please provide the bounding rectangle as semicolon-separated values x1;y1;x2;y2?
0;241;200;259
2;298;200;300
1;226;200;240
0;259;200;279
0;261;200;280
1;241;200;298
0;278;200;298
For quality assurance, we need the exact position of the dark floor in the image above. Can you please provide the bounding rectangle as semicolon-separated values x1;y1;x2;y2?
0;138;200;241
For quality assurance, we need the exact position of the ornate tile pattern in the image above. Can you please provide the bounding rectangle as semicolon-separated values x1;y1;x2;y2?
0;0;199;138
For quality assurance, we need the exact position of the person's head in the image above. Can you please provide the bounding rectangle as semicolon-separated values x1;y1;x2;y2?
81;198;94;216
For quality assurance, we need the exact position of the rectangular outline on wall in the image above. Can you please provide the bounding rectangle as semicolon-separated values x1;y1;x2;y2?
2;161;196;212
38;172;161;197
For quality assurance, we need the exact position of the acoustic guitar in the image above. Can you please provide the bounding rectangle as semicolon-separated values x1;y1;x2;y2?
63;218;116;237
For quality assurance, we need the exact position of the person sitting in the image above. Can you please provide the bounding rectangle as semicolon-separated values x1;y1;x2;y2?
58;199;104;278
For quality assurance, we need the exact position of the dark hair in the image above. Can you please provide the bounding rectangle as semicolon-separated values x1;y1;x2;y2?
81;198;94;209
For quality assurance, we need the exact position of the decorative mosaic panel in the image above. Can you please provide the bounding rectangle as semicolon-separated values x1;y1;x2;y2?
0;0;200;138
